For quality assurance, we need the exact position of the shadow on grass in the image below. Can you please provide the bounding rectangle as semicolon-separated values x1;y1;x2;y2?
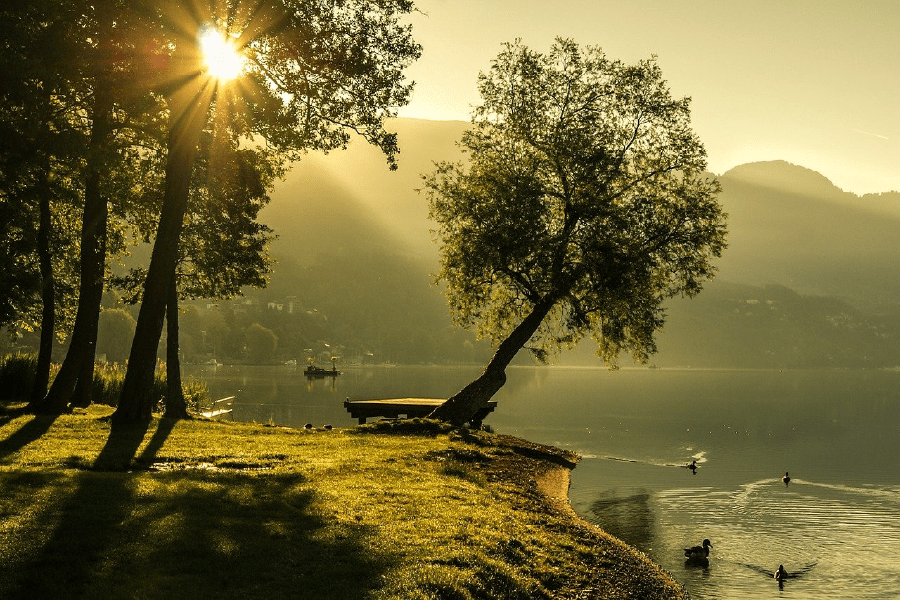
0;402;29;427
2;420;394;598
137;416;177;464
0;411;61;462
91;418;153;471
0;419;153;598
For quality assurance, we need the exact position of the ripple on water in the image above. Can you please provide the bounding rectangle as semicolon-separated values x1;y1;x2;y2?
584;477;900;600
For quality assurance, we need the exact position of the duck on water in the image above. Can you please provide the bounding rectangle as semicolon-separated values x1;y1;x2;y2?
743;561;818;588
684;538;712;564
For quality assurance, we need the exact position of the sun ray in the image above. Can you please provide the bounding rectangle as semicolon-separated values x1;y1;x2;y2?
200;28;245;82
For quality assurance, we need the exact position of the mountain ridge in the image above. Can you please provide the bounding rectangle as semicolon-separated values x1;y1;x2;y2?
253;118;900;367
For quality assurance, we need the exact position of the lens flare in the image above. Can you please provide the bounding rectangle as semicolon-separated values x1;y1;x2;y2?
200;29;244;81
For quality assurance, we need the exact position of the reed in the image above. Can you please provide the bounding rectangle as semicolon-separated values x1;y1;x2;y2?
0;354;209;411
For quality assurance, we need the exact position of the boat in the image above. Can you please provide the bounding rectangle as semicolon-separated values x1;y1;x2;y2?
304;365;341;378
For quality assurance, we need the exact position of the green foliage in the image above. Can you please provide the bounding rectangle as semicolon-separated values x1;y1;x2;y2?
354;417;458;437
96;309;137;364
111;124;281;308
0;3;87;336
88;364;131;407
93;365;207;412
245;0;422;169
244;322;278;364
422;39;727;366
0;0;168;346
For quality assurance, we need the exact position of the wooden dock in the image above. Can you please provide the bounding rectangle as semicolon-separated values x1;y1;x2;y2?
343;397;497;426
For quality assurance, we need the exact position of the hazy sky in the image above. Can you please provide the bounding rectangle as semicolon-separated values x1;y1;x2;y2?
397;1;899;195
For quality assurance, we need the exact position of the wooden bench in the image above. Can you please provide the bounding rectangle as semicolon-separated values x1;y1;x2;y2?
343;397;497;427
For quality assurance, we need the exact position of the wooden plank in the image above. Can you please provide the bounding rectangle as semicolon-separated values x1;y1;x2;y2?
199;396;235;419
348;398;444;407
200;408;233;418
343;397;497;425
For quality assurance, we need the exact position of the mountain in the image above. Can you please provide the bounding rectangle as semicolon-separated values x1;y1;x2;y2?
650;281;900;368
254;119;900;367
715;161;900;311
263;118;468;266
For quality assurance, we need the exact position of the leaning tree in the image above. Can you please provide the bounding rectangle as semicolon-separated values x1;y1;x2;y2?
422;39;728;425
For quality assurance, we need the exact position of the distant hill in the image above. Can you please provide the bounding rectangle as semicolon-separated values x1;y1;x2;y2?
263;118;468;266
254;119;900;367
715;160;900;311
651;281;900;368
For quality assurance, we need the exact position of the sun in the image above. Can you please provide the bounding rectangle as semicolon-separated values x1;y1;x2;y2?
200;29;245;81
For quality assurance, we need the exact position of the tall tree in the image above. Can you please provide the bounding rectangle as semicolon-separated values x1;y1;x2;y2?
116;0;421;421
112;113;280;418
10;0;171;413
0;1;87;402
422;39;728;425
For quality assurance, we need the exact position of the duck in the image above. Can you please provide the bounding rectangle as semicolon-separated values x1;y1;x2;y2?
782;472;791;485
684;538;712;560
774;564;788;581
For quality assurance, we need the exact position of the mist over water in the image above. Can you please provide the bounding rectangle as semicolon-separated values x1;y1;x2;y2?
187;364;900;599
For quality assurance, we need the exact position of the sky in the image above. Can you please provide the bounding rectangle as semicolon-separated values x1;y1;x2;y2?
397;0;899;195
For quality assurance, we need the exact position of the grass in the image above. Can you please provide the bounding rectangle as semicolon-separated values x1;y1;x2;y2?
0;404;687;599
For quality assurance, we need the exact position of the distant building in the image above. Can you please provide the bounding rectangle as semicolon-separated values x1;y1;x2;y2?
267;296;302;313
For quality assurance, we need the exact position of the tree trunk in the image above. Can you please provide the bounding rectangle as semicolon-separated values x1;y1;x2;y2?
71;347;95;409
70;246;106;409
28;168;54;406
429;296;558;426
35;91;112;414
164;275;189;419
115;46;209;423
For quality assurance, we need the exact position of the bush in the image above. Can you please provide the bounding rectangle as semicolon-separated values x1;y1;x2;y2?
0;354;209;412
0;354;38;401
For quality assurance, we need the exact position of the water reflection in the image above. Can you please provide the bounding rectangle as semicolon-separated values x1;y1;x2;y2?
587;491;655;554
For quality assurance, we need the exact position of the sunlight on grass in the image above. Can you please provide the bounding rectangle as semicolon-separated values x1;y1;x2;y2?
0;406;687;599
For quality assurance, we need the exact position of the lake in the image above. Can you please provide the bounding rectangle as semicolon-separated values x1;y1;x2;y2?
183;364;900;599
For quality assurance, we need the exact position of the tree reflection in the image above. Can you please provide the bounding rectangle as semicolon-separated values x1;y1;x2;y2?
588;490;655;553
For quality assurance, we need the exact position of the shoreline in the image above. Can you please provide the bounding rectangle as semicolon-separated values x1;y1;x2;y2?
477;431;688;599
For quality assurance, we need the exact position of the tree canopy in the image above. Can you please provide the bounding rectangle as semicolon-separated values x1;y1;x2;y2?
1;0;420;418
422;39;727;424
115;0;422;421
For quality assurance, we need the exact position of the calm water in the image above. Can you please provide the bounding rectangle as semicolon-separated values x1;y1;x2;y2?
184;364;900;599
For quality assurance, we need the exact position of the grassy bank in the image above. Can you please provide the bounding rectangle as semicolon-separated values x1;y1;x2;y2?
0;404;686;599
